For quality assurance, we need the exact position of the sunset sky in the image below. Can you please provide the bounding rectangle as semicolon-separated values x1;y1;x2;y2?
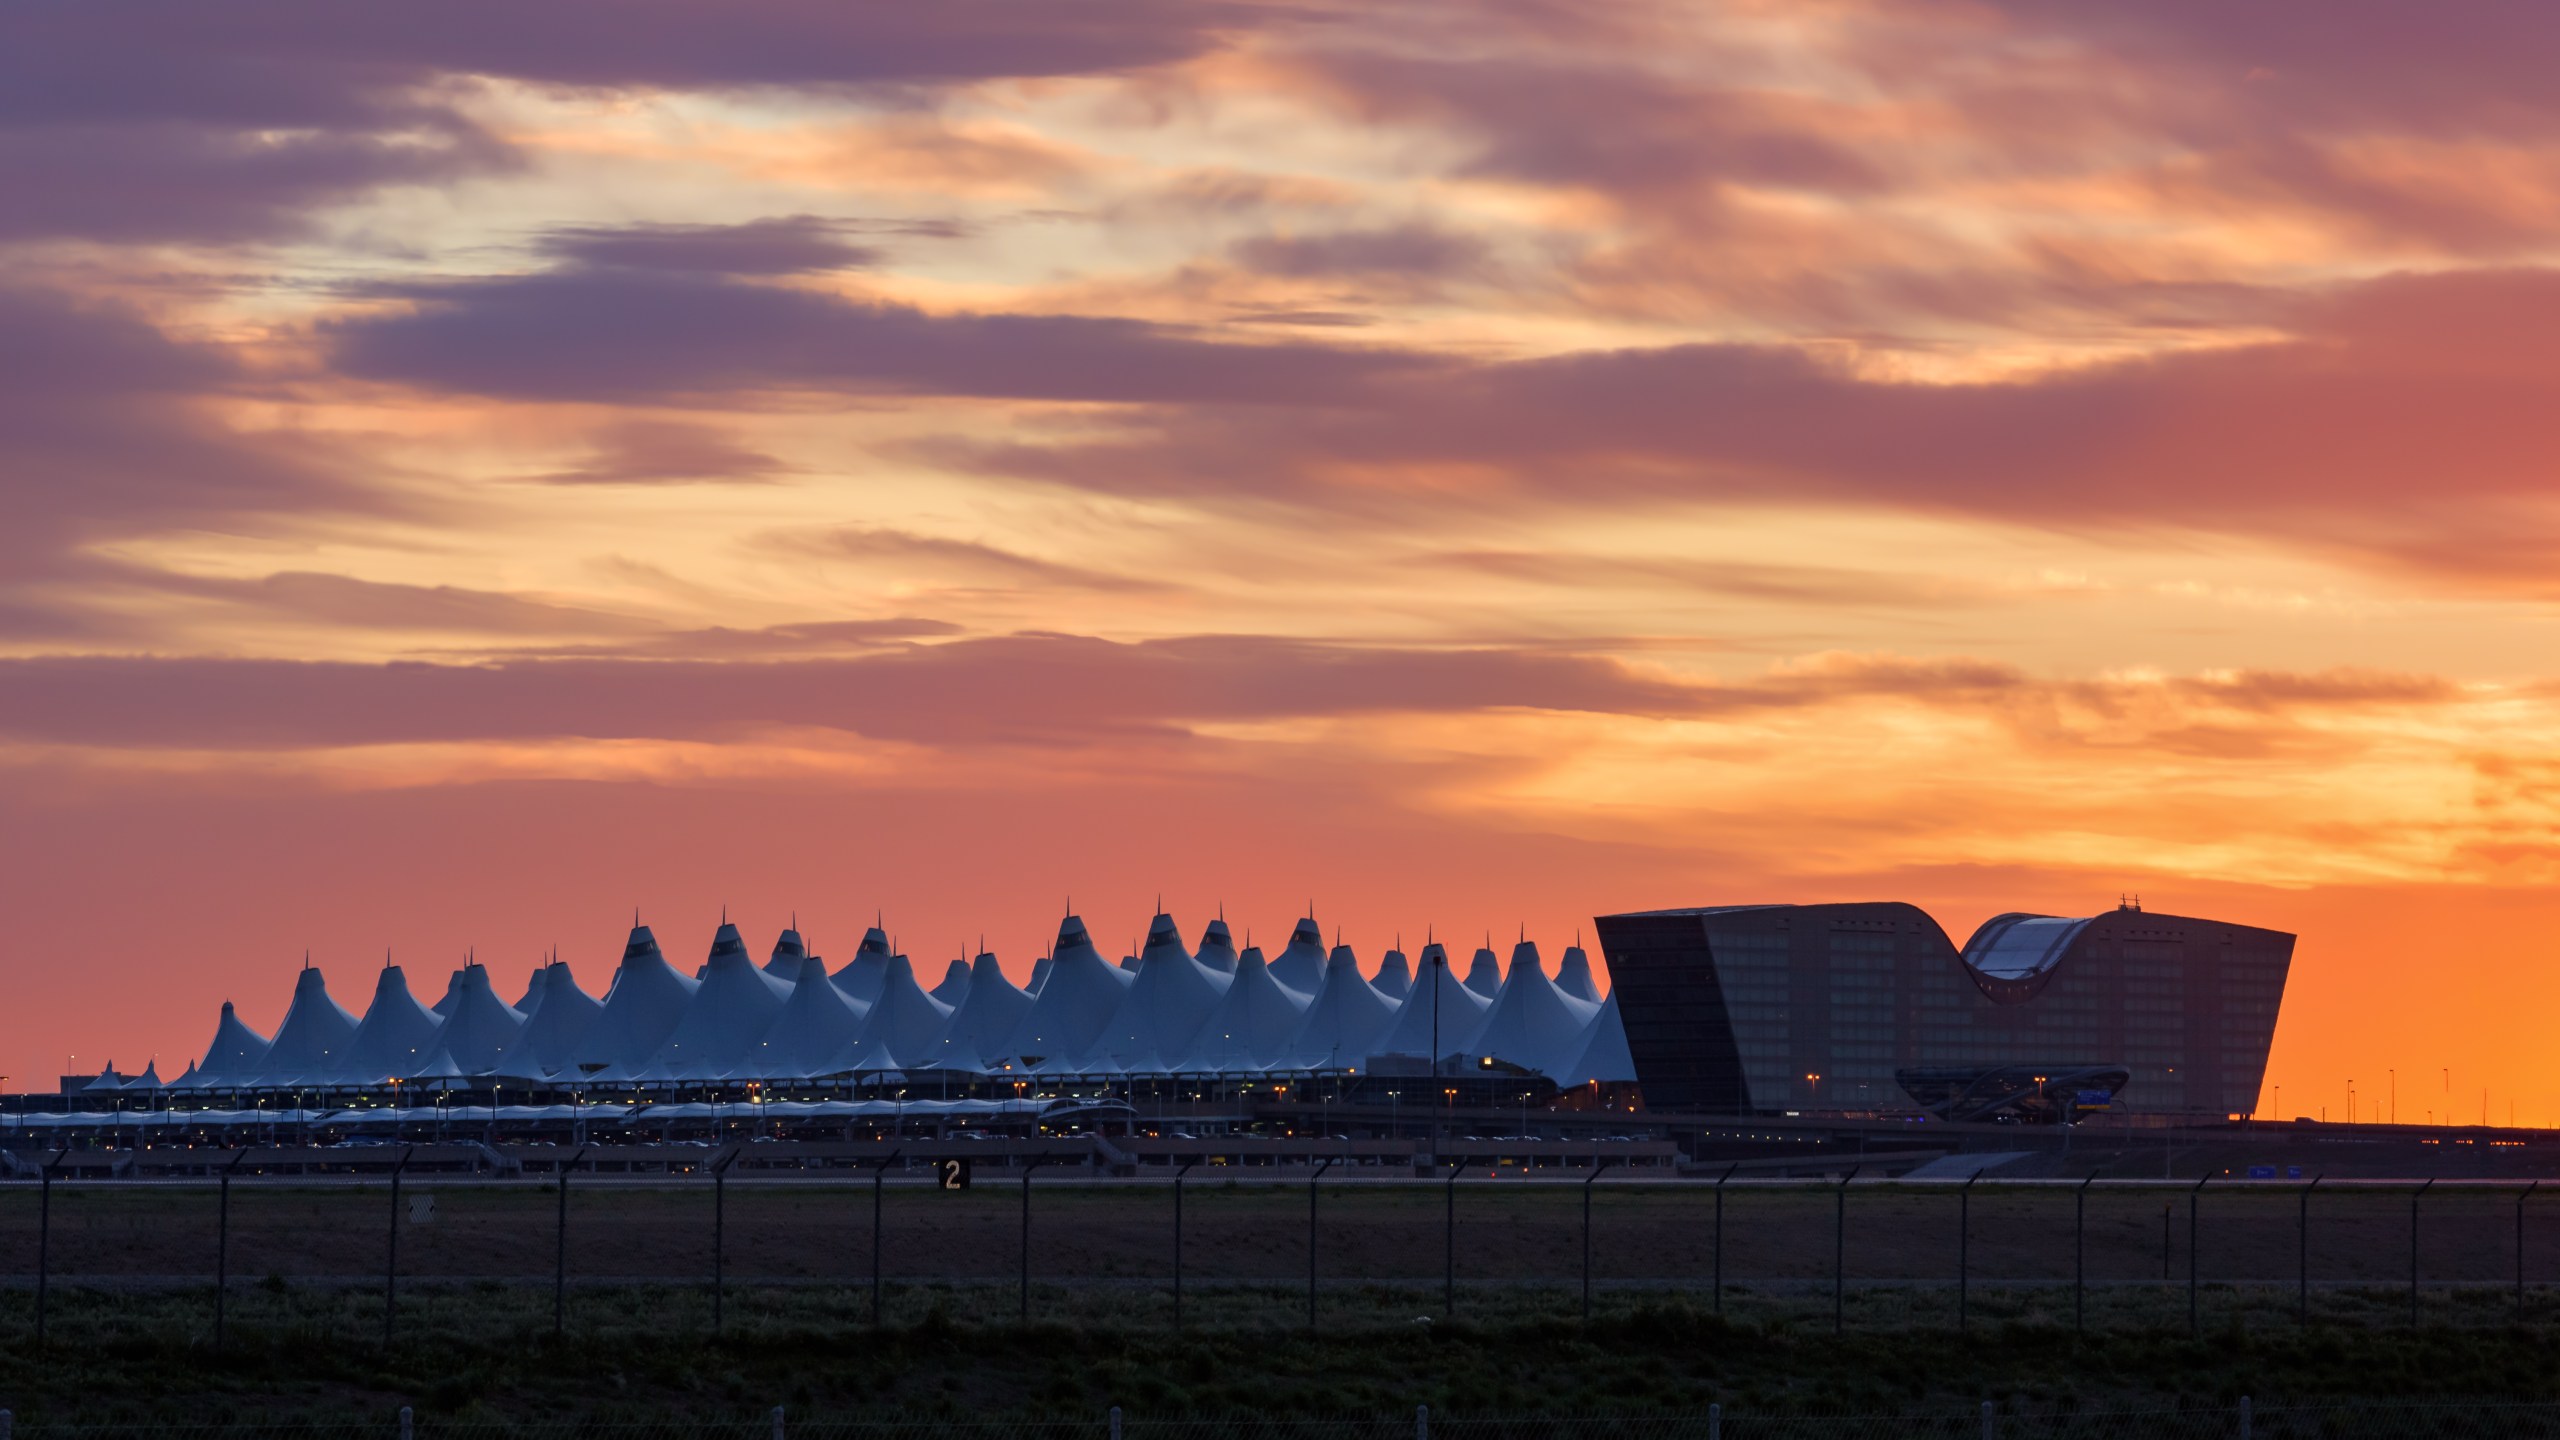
5;2;2558;1122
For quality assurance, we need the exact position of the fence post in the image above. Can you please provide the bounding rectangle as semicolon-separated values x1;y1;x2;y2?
2238;1395;2251;1440
714;1157;727;1334
1443;1162;1459;1318
2074;1174;2095;1335
216;1148;254;1349
1022;1152;1057;1325
2187;1174;2209;1338
1582;1160;1617;1321
2519;1182;2540;1314
1980;1398;1993;1440
1958;1173;1979;1332
1108;1406;1121;1440
398;1406;412;1440
1308;1157;1336;1329
1417;1405;1429;1440
554;1144;584;1339
1706;1403;1718;1440
385;1145;414;1346
1833;1167;1857;1335
870;1148;900;1328
771;1405;786;1440
2298;1175;2321;1325
1713;1164;1736;1316
3;1406;12;1440
36;1153;56;1347
1173;1160;1197;1333
2411;1177;2434;1326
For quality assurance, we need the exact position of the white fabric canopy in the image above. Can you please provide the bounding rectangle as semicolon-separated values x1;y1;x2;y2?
648;923;790;1080
1372;942;1493;1067
247;964;360;1088
189;1000;274;1089
572;925;701;1075
1090;912;1231;1071
1183;945;1311;1071
516;961;603;1077
1467;940;1600;1077
1001;916;1134;1068
859;954;957;1066
1553;990;1638;1085
1284;944;1397;1071
1194;918;1239;974
1555;944;1601;1003
346;965;442;1085
1372;948;1413;1001
1268;917;1329;996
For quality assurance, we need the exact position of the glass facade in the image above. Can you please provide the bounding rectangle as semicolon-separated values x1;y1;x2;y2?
1593;901;2293;1119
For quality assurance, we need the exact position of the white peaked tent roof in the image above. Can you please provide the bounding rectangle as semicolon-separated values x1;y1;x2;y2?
572;925;701;1073
1195;918;1239;973
1462;946;1502;998
858;954;956;1068
925;952;1032;1073
1091;912;1231;1071
416;961;529;1078
1028;955;1054;994
931;959;972;1007
88;1059;163;1091
190;1001;273;1087
1286;943;1397;1071
1556;944;1601;1003
650;923;790;1080
249;963;361;1087
765;927;809;978
1269;917;1328;995
1373;948;1413;1001
516;960;603;1077
1374;942;1493;1064
1468;940;1600;1077
512;970;545;1017
1001;916;1132;1067
1553;990;1637;1085
749;955;876;1078
346;964;442;1085
1183;945;1311;1071
831;926;896;1006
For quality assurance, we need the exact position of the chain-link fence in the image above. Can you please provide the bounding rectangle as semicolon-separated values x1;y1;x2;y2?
6;1174;2560;1341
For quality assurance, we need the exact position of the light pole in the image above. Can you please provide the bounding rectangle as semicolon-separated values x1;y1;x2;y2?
2390;1069;2397;1125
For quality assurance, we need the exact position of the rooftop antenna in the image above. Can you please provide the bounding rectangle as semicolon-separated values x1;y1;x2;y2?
721;903;728;924
302;949;311;970
1156;892;1163;915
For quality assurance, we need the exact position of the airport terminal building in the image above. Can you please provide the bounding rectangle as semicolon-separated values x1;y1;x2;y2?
1593;901;2292;1122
